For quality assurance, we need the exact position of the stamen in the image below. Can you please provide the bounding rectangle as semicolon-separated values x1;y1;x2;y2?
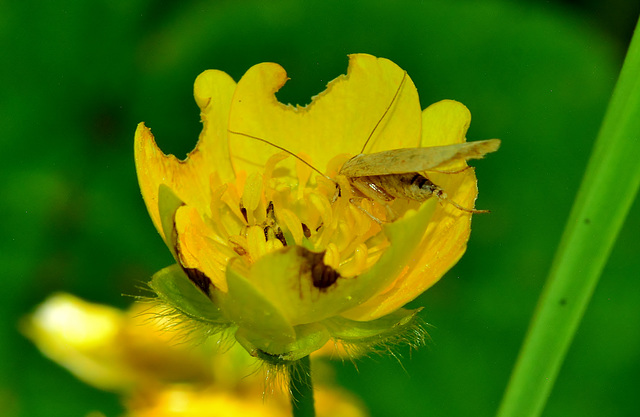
265;238;285;253
228;235;249;257
350;199;380;233
339;243;369;277
324;243;341;271
309;193;333;230
334;220;353;253
301;223;312;238
208;183;232;238
278;208;304;246
263;153;289;201
202;139;397;284
242;172;264;224
247;225;267;262
221;181;246;229
295;152;313;200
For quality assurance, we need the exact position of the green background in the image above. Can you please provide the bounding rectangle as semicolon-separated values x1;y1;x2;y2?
2;0;639;416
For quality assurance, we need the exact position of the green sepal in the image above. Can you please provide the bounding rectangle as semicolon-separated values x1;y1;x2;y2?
235;322;331;364
149;263;228;325
217;260;297;348
323;308;425;350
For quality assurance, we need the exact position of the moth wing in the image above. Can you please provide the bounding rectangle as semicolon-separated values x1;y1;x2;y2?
340;139;500;177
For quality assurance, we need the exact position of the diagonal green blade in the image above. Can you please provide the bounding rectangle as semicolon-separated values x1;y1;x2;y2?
497;16;640;417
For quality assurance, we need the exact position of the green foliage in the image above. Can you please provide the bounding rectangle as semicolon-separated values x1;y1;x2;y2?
497;17;640;417
2;1;638;416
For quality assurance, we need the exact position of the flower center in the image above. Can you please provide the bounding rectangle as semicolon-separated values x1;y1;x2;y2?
203;152;396;284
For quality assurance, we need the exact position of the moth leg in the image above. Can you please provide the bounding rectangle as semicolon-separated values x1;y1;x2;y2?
349;197;386;225
331;175;351;204
330;183;340;203
383;201;399;222
432;188;490;214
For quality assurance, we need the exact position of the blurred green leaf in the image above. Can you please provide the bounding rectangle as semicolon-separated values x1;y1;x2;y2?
2;1;638;416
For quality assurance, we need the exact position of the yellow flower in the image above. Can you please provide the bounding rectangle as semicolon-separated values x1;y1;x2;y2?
126;385;367;417
22;293;213;391
23;294;369;417
134;54;489;363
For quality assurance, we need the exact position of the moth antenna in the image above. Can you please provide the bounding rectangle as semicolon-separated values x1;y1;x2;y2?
360;71;408;154
349;197;384;225
228;129;337;185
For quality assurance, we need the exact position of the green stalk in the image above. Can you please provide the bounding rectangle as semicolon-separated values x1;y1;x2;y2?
496;17;640;417
290;356;315;417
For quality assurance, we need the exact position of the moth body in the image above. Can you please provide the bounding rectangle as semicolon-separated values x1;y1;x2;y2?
349;173;438;203
339;139;500;213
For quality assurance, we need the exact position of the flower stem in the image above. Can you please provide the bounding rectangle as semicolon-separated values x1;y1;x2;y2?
290;356;315;417
496;16;640;417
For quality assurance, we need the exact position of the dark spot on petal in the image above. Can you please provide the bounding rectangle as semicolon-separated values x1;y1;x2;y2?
169;205;213;296
296;247;340;291
233;244;247;256
275;229;287;246
239;201;248;223
263;202;287;246
301;223;311;238
264;225;287;246
312;262;340;289
315;222;324;232
170;202;187;255
183;267;213;296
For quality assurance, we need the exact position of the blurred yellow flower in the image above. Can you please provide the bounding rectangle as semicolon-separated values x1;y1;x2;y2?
22;293;213;391
126;385;366;417
134;54;491;363
24;294;369;417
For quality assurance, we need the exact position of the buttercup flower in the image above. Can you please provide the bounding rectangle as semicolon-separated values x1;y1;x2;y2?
134;54;494;364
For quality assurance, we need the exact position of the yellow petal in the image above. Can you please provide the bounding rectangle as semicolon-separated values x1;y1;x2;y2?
134;70;236;238
227;53;422;177
376;168;477;314
194;70;239;185
343;174;476;320
421;99;471;147
175;205;230;292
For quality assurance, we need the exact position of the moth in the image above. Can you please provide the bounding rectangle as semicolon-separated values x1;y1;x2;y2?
229;72;500;217
339;138;500;214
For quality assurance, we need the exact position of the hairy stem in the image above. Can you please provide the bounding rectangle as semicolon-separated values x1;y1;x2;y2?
290;356;315;417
